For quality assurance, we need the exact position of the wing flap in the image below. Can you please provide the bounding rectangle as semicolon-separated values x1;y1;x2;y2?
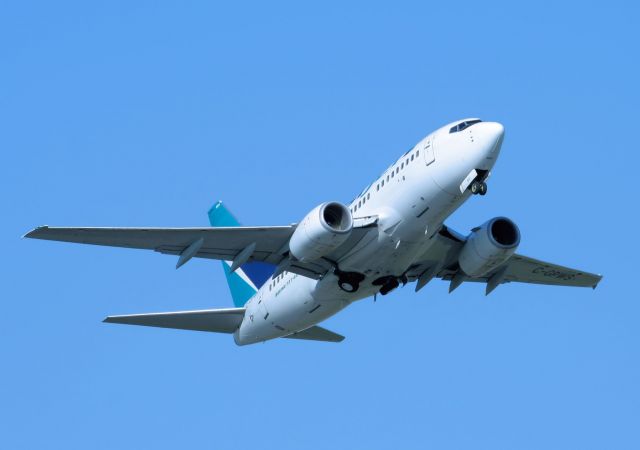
283;325;345;342
103;307;246;333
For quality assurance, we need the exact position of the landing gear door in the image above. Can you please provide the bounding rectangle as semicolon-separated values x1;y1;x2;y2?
423;136;435;166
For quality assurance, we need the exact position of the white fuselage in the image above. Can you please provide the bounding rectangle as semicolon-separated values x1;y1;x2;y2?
235;119;505;345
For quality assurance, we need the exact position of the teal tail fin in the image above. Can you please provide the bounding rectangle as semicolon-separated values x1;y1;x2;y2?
208;201;275;307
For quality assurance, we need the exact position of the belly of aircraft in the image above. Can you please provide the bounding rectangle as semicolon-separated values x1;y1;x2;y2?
237;172;472;345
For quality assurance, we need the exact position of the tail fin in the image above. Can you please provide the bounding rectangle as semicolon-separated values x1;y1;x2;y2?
208;201;275;307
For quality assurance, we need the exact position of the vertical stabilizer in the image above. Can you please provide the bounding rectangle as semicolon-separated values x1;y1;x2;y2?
208;201;275;307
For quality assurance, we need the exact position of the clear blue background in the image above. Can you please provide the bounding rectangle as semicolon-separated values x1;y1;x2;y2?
2;1;638;449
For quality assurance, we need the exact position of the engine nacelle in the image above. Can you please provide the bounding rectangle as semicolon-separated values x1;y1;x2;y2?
289;202;353;262
458;217;520;277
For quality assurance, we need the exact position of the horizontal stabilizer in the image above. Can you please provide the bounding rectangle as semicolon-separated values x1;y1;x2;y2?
283;325;345;343
103;307;245;333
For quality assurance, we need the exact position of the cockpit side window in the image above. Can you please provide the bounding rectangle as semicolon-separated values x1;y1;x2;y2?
450;119;482;134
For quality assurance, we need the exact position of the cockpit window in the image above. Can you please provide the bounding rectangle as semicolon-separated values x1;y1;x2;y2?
449;119;482;134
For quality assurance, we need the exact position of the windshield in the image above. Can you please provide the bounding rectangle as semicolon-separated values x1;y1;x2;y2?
449;119;482;133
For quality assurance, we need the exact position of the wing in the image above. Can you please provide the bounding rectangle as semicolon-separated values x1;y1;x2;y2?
103;307;246;333
408;225;602;293
499;254;602;288
25;226;293;264
24;222;377;280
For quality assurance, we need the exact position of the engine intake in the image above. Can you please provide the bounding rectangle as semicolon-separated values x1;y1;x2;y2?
289;202;353;262
458;217;520;277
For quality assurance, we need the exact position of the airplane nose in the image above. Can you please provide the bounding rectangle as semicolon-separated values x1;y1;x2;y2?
476;122;505;154
430;120;505;196
469;121;504;172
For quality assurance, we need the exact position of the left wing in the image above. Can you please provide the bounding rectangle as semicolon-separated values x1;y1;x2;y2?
498;253;601;288
408;225;602;294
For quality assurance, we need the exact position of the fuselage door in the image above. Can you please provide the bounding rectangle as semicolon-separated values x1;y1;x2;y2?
424;136;435;166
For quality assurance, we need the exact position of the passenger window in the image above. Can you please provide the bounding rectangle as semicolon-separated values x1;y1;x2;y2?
416;150;419;157
367;193;370;200
381;179;384;187
411;154;414;161
401;162;404;169
376;184;379;191
406;158;409;165
391;171;394;178
386;175;389;182
396;167;399;174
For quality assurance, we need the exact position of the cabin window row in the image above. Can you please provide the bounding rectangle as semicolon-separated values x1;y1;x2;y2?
268;272;287;291
351;148;420;214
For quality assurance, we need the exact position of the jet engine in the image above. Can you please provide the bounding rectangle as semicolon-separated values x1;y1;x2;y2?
458;217;520;277
289;202;353;262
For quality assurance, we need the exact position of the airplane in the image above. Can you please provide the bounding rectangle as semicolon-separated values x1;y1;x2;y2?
24;118;602;345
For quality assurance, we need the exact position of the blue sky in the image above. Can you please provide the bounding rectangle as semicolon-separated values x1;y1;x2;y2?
1;1;639;448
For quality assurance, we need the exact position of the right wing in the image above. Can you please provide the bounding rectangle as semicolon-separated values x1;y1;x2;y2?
25;226;293;265
24;223;376;280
